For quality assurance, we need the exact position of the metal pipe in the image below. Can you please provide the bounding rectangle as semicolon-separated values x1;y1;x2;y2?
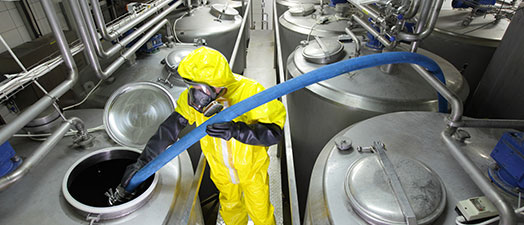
179;153;206;224
70;0;169;79
409;0;433;52
354;4;385;24
352;14;395;48
344;27;360;56
90;0;173;41
273;1;300;223
0;117;84;191
400;0;443;42
80;0;181;59
404;0;421;19
229;0;251;69
442;130;517;225
0;0;78;144
411;64;463;124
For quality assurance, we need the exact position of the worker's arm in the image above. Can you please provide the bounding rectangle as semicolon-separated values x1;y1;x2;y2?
206;121;283;146
120;111;188;188
107;111;189;205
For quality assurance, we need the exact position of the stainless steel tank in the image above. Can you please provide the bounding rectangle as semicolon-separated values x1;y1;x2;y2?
173;4;246;73
276;0;319;17
208;0;246;13
305;111;520;224
421;3;511;95
279;4;362;64
0;109;203;224
286;36;469;218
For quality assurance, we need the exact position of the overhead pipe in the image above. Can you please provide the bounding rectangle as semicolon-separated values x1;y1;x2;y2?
407;0;432;52
399;0;444;43
0;117;85;191
354;3;385;24
404;0;421;19
0;0;79;144
70;0;170;79
351;14;396;49
124;52;450;192
79;0;181;59
90;0;173;41
0;0;87;191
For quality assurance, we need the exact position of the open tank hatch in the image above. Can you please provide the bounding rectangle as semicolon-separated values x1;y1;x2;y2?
62;147;158;220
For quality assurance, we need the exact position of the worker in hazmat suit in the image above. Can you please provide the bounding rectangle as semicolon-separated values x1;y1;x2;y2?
115;47;286;225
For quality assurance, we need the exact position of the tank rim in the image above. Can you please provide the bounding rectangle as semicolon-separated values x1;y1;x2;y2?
62;147;159;220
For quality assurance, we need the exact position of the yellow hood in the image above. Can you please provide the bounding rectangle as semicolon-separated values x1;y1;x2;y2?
177;47;237;87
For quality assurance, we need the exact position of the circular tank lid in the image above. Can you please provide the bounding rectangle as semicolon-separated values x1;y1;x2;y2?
104;82;176;148
289;4;315;16
302;37;345;64
165;45;198;70
345;155;446;224
279;5;351;36
210;4;239;20
288;37;469;111
434;9;510;45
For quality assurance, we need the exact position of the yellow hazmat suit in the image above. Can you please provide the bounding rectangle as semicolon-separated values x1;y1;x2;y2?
175;47;286;225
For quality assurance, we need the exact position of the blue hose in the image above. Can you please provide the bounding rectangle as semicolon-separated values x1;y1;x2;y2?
125;52;448;192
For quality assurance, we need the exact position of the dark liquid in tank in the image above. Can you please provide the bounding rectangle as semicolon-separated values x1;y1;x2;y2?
68;159;154;207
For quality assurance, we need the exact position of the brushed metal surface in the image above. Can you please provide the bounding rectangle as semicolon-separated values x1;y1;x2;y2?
104;82;176;149
174;4;246;73
0;109;202;224
305;111;519;224
278;5;362;63
286;39;469;218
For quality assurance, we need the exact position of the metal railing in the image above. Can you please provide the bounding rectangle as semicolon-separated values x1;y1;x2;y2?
273;0;300;224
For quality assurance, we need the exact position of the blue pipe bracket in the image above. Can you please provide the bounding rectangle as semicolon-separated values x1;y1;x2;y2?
125;52;449;192
0;141;21;178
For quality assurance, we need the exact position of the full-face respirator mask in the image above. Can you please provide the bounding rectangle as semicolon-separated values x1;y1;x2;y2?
184;79;227;117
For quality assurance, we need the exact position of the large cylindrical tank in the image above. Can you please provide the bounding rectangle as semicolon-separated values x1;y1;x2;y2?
305;111;521;224
421;3;511;95
287;37;469;218
279;4;362;62
173;4;246;73
276;0;319;17
0;109;203;224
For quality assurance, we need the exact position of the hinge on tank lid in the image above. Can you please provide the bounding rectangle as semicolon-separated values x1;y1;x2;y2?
86;214;100;225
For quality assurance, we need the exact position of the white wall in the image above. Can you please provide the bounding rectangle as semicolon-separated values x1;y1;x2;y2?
0;0;69;54
29;0;69;36
0;1;32;53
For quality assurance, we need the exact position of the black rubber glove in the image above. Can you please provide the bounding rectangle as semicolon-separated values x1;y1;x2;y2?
206;121;283;146
120;111;188;188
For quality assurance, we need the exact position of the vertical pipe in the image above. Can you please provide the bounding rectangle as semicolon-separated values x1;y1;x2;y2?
442;131;516;225
0;0;78;144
